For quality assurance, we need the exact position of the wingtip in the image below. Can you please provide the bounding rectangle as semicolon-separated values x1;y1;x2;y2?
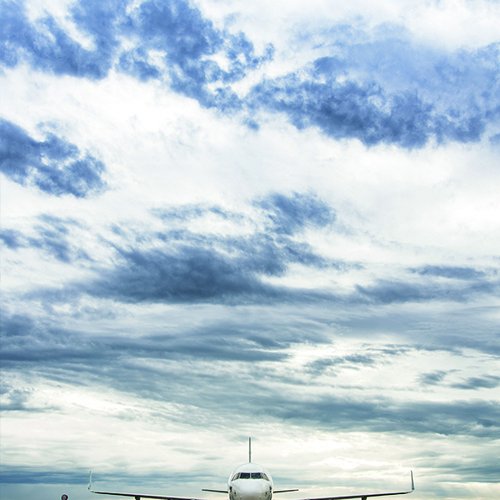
88;471;92;491
410;471;414;492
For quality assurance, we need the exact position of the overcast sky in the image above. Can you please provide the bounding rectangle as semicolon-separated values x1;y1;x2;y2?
1;0;500;499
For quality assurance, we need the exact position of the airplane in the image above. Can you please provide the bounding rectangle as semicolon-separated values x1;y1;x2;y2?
87;438;414;500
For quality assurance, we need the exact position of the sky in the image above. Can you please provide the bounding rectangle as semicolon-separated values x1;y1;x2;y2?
1;0;500;499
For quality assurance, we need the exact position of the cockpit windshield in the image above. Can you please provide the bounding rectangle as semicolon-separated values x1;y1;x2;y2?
232;473;269;481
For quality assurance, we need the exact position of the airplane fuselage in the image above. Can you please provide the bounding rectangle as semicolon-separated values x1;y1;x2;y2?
228;463;273;500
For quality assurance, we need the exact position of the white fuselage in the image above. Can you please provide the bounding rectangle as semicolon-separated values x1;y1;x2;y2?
228;463;273;500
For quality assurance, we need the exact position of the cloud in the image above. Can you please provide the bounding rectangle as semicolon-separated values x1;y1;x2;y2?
3;308;499;442
0;468;88;485
2;3;500;498
410;266;487;280
0;119;107;197
0;0;271;109
451;376;500;390
256;192;336;235
255;33;500;147
85;231;336;306
249;77;434;148
119;0;228;105
86;242;282;304
0;312;289;372
3;1;499;148
306;353;376;375
0;0;122;79
9;193;499;308
151;203;245;223
354;277;498;304
15;193;341;306
31;215;92;263
419;370;450;386
0;228;25;250
117;48;162;82
0;382;34;412
265;395;500;438
118;0;272;107
0;313;89;367
256;26;500;147
247;51;495;148
0;216;92;263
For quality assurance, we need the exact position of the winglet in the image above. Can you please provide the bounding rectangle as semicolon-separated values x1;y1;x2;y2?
88;471;92;491
411;471;414;492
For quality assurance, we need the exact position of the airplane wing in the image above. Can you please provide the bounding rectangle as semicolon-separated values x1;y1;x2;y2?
88;472;213;500
290;472;414;500
89;471;414;500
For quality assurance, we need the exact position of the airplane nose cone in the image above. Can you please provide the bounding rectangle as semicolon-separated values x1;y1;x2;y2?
233;482;268;500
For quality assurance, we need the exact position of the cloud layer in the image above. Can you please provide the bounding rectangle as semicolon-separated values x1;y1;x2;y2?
2;0;500;148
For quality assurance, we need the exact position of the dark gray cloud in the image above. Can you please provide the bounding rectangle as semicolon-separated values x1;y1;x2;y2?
264;395;500;438
0;315;287;368
334;305;500;357
410;266;487;280
451;376;500;390
306;353;376;375
419;370;450;386
22;193;340;306
87;243;283;304
0;468;88;485
0;119;107;197
83;233;336;304
2;307;330;373
354;277;498;304
0;383;33;412
0;467;209;487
